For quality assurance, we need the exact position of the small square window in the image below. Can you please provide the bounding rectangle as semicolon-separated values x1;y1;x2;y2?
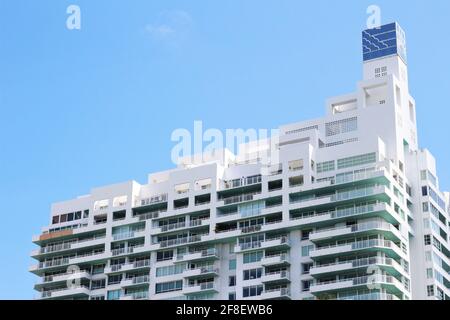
52;216;60;224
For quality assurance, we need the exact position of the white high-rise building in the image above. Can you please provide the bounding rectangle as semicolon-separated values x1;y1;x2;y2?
30;22;450;300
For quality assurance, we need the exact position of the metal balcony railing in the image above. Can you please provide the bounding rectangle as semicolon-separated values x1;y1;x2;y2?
223;175;262;190
135;193;168;207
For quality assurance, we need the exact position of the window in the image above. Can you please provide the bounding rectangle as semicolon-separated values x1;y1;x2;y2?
302;280;311;292
52;216;59;224
155;280;183;294
157;250;174;262
427;285;435;297
375;67;387;78
91;279;106;290
289;175;304;187
422;186;428;196
301;245;314;257
113;210;126;221
229;259;236;271
316;161;335;173
437;288;444;300
92;264;105;275
424;235;431;246
107;289;121;300
238;201;265;218
228;292;236;300
423;202;429;212
375;67;381;78
83;210;89;218
302;263;312;275
108;274;122;285
156;264;185;277
301;230;312;241
337;153;376;169
174;198;189;209
243;268;262;280
243;251;263;264
426;268;434;279
229;276;236;287
242;285;263;298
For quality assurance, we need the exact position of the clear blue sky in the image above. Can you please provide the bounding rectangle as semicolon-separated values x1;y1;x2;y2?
0;0;449;299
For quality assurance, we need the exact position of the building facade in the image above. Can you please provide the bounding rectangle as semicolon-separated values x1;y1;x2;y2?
30;22;450;300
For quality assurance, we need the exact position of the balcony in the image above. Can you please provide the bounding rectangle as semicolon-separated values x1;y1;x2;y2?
314;168;388;192
310;239;406;261
183;282;218;295
310;274;405;296
221;175;262;190
135;194;168;207
119;291;149;300
182;266;219;279
175;248;219;263
219;192;261;207
260;287;291;300
309;221;402;243
31;235;106;258
104;259;151;274
261;236;290;250
30;257;71;274
235;236;290;253
111;244;145;257
155;235;204;249
332;292;400;300
69;250;108;265
120;275;150;288
261;254;290;267
152;218;210;234
291;202;402;230
289;185;390;213
38;285;90;300
134;209;167;221
35;271;91;290
261;270;290;284
112;230;146;242
310;257;407;278
213;220;284;241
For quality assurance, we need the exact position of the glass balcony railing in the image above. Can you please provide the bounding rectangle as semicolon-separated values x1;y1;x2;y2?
158;235;204;248
39;234;106;254
222;192;261;205
311;220;397;237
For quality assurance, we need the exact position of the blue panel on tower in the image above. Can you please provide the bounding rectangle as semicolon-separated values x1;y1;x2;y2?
362;22;407;63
